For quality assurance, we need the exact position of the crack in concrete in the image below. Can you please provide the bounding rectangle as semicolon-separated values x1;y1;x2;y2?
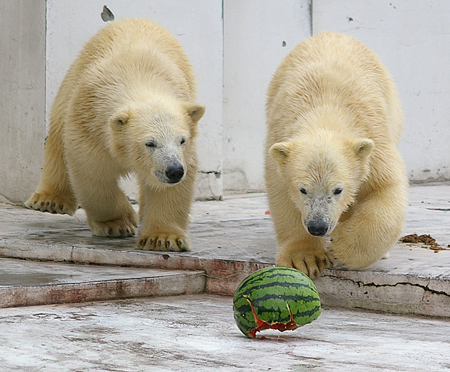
325;274;450;298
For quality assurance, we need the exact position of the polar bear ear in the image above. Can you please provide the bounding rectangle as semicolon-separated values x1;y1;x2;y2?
185;103;205;123
110;112;130;130
269;142;292;164
353;138;374;159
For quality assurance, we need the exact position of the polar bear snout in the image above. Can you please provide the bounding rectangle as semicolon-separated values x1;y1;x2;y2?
306;219;329;237
165;162;185;184
150;144;187;185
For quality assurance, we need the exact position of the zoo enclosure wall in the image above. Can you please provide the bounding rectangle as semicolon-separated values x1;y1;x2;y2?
1;0;449;203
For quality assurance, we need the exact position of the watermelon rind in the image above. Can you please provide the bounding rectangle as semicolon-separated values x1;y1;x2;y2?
233;267;321;338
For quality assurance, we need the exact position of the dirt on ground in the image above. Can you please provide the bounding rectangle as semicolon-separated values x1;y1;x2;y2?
400;233;450;251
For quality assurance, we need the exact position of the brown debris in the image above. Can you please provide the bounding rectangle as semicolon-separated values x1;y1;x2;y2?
400;234;449;251
400;234;437;246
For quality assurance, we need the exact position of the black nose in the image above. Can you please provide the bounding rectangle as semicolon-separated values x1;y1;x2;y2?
165;163;185;184
307;220;329;236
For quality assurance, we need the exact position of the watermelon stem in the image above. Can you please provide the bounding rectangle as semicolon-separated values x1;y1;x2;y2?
244;295;299;339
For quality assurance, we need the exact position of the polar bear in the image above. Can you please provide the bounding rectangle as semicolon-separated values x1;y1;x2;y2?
25;18;205;252
265;32;408;278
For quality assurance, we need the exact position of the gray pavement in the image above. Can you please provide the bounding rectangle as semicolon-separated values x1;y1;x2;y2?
0;294;449;372
0;183;449;371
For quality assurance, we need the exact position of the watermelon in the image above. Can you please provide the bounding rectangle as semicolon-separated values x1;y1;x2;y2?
233;267;321;338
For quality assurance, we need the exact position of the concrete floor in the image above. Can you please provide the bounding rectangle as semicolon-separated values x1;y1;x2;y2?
0;183;449;371
0;294;449;372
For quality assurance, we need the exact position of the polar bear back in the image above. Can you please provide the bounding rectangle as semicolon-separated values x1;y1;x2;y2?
266;32;403;147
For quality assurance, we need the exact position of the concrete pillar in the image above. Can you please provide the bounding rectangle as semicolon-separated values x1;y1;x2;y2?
0;1;46;203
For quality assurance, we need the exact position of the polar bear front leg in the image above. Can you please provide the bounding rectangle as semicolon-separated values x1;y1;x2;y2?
66;157;138;237
277;234;331;279
270;193;332;278
330;184;407;269
137;182;192;252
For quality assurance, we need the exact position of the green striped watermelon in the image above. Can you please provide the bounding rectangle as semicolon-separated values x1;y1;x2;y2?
233;267;321;338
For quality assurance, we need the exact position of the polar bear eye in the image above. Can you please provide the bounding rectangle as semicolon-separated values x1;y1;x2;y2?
180;137;186;146
145;139;157;148
334;187;343;195
300;187;307;195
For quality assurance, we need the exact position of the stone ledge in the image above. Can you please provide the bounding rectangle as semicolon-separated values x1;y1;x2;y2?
0;257;205;308
1;184;449;316
315;270;450;317
1;237;449;317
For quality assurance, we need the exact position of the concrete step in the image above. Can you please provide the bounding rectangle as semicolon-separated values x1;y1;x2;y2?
2;237;448;316
0;183;449;316
0;258;205;308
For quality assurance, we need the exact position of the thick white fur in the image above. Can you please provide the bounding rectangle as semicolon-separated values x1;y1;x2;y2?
25;18;205;252
265;32;408;277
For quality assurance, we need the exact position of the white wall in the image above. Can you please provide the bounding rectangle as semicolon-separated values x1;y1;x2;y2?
313;0;450;182
47;0;313;198
223;0;311;193
1;1;449;203
46;0;224;200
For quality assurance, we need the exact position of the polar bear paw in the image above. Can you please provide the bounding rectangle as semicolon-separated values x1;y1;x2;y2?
136;233;191;252
90;218;137;237
25;192;77;216
277;247;332;279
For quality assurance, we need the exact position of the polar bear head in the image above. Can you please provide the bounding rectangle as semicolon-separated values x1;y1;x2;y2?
109;99;205;187
269;132;374;237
